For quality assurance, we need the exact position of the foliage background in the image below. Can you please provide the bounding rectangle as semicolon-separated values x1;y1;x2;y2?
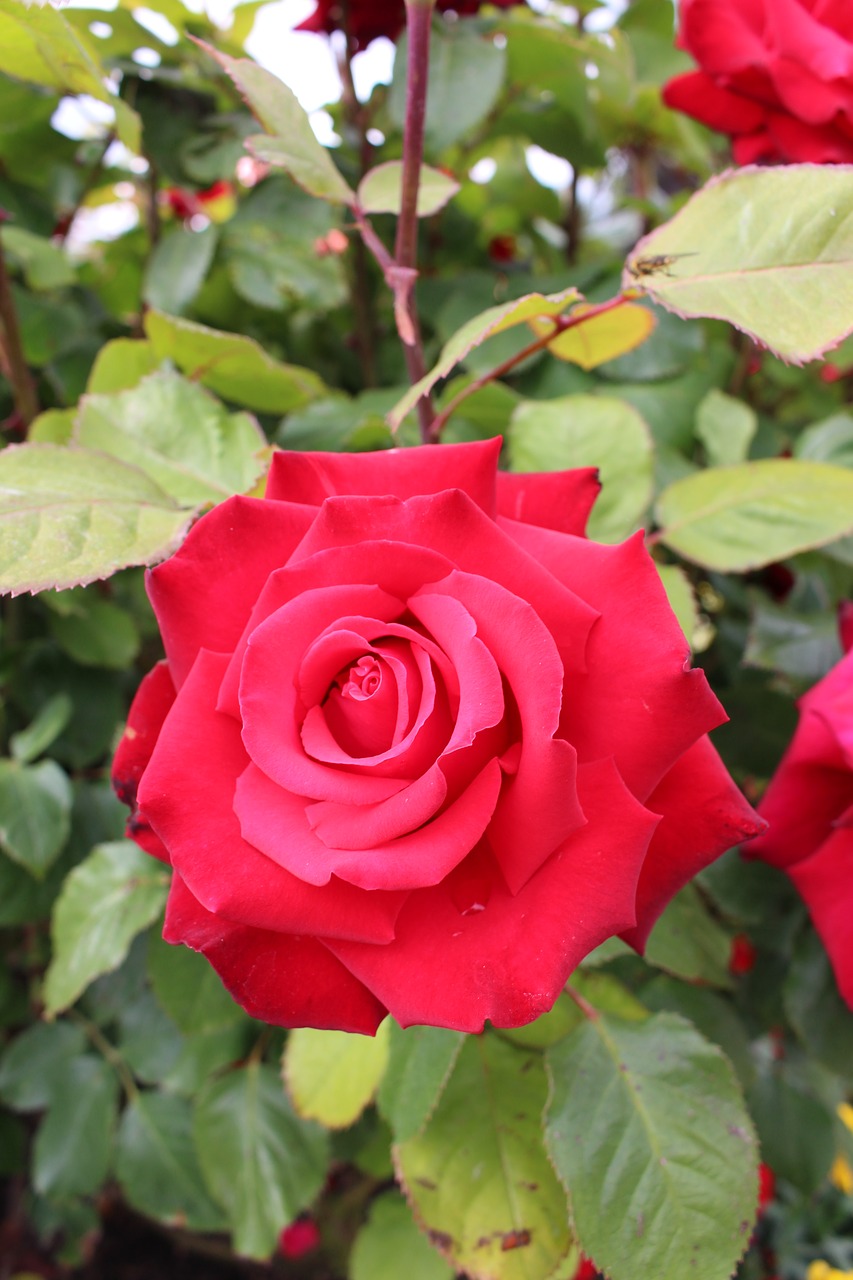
1;1;852;1278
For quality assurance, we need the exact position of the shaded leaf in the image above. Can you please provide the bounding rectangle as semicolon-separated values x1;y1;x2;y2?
358;163;459;217
377;1023;464;1143
351;1193;454;1280
644;884;733;989
43;841;169;1016
33;1055;119;1198
0;759;72;879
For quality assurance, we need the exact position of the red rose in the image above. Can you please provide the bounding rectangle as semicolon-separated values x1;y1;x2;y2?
749;617;853;1009
297;0;523;51
662;0;853;164
113;439;762;1034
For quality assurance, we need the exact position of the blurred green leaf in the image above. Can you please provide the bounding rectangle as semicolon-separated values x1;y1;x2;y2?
695;389;757;467
148;932;246;1034
33;1055;119;1198
145;310;326;413
2;225;75;291
143;224;218;316
0;1021;87;1112
116;1092;225;1232
794;412;853;466
644;884;733;989
509;394;654;542
0;759;72;879
545;1012;759;1280
358;162;459;217
748;1065;835;1195
390;24;507;152
193;1062;329;1259
48;595;140;670
9;695;73;766
351;1194;454;1280
202;44;354;203
43;841;169;1017
784;929;853;1083
86;340;161;395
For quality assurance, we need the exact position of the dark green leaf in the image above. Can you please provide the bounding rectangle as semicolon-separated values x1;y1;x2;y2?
33;1055;119;1197
351;1193;454;1280
0;759;72;878
0;1020;87;1112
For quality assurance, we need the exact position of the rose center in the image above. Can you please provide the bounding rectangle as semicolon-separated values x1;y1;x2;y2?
340;655;382;701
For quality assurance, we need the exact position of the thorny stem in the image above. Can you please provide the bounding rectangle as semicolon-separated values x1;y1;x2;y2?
0;223;40;428
394;0;437;443
429;293;633;441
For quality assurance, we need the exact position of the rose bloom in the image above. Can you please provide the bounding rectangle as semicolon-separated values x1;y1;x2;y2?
297;0;523;50
749;608;853;1009
662;0;853;164
113;440;762;1034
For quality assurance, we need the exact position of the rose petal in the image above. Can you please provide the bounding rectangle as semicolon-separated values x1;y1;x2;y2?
266;437;503;516
137;650;406;942
662;71;768;134
496;468;601;537
164;873;387;1033
621;736;768;950
326;758;658;1032
234;756;503;890
112;660;176;865
503;523;726;801
146;495;314;688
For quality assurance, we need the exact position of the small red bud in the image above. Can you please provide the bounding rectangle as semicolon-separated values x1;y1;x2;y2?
729;934;756;977
488;234;517;264
573;1257;599;1280
758;1163;775;1211
278;1217;321;1258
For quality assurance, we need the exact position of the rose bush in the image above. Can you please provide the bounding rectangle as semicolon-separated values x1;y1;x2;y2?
297;0;523;50
662;0;853;164
113;439;762;1034
749;607;853;1009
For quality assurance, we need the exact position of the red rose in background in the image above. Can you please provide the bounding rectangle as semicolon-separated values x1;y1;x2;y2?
749;609;853;1009
298;0;523;51
113;439;762;1034
662;0;853;164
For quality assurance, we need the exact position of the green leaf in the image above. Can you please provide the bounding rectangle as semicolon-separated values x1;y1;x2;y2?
87;339;161;395
116;1092;225;1232
377;1022;464;1143
0;759;72;879
357;162;459;217
644;884;733;989
390;24;507;152
388;289;581;430
48;594;140;670
744;598;843;681
201;44;354;204
351;1193;454;1280
27;409;76;445
9;694;73;765
748;1065;835;1194
0;1021;87;1112
74;370;267;507
148;932;245;1034
33;1055;119;1198
117;990;183;1085
545;1012;759;1280
193;1062;329;1259
624;165;853;362
794;411;853;466
144;311;326;414
43;841;169;1017
284;1021;390;1130
143;224;218;316
0;443;192;595
532;302;656;370
695;389;757;467
784;928;853;1082
2;225;75;291
508;394;654;542
656;459;853;571
640;976;755;1090
396;1035;572;1280
0;0;140;150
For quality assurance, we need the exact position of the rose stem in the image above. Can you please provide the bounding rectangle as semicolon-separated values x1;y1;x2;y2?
565;982;600;1022
336;8;380;387
429;292;634;439
396;0;438;444
0;221;40;428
